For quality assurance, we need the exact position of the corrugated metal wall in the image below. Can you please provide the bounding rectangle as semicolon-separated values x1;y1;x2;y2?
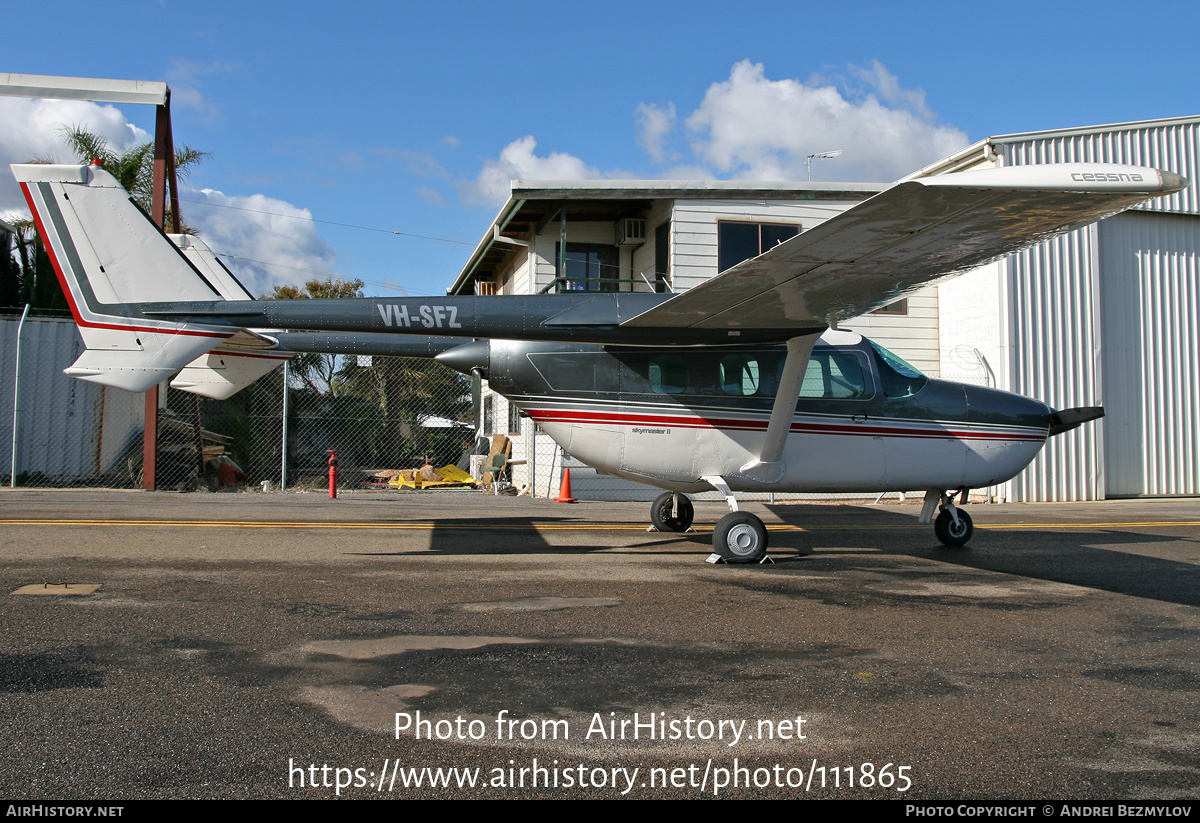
994;118;1200;500
1100;212;1200;496
0;315;141;481
1004;225;1106;501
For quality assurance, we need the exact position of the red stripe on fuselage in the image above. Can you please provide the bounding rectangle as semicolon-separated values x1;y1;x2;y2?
526;407;1046;443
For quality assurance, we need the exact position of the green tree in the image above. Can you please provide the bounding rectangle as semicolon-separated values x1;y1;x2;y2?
265;276;366;394
1;220;68;312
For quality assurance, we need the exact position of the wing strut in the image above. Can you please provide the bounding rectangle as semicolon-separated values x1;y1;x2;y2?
739;332;822;483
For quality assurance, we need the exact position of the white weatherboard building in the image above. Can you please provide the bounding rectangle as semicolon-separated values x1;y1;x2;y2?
456;116;1200;503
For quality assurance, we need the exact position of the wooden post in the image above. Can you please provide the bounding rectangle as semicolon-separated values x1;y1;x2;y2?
143;93;179;490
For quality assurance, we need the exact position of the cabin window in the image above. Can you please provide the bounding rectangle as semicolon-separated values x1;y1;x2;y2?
528;353;598;392
720;354;762;396
718;222;800;272
797;352;868;399
555;243;619;292
649;355;688;394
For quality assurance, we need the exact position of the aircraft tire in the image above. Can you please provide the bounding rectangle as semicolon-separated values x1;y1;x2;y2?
713;512;768;563
651;492;694;532
934;508;973;547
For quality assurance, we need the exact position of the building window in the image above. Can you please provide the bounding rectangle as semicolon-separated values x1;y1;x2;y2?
555;243;619;292
718;222;799;272
872;299;908;315
482;395;493;435
508;400;522;434
654;221;670;292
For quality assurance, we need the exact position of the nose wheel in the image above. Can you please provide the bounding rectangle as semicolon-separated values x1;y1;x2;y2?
921;490;974;547
934;507;973;546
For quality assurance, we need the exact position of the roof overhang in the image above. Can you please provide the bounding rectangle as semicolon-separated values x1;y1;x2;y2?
0;73;169;106
449;179;882;295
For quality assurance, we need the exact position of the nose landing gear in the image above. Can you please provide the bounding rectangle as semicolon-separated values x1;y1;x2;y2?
921;490;974;547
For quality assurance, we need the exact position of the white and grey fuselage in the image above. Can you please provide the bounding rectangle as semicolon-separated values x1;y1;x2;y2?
436;331;1054;495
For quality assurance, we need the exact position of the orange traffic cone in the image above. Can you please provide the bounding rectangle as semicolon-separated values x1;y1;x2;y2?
554;468;578;503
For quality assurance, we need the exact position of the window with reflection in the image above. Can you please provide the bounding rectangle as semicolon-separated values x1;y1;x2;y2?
718;222;800;272
720;354;761;396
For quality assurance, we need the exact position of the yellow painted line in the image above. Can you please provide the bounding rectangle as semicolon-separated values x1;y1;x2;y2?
0;518;652;530
1;519;1197;532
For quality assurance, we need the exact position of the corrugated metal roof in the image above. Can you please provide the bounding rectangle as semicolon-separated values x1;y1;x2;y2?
997;120;1200;216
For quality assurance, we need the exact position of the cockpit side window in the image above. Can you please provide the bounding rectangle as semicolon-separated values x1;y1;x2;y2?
868;340;928;399
796;352;868;399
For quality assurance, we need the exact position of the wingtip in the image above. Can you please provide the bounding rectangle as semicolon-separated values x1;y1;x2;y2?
1158;170;1190;193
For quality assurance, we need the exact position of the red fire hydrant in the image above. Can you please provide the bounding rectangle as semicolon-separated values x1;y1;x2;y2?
327;450;338;499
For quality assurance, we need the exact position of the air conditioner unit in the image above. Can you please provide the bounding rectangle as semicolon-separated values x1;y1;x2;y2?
616;218;646;247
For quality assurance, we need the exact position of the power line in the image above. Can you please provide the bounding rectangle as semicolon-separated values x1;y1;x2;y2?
180;197;475;246
216;254;410;295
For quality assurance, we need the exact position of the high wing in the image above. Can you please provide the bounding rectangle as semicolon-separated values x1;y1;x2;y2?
11;160;1186;396
622;164;1188;331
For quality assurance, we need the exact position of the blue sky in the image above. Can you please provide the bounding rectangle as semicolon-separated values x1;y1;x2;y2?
3;0;1198;297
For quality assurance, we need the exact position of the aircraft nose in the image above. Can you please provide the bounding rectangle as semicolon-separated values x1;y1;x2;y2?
963;384;1054;429
435;340;490;377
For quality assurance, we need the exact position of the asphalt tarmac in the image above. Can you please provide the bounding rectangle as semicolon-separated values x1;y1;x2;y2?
1;489;1198;799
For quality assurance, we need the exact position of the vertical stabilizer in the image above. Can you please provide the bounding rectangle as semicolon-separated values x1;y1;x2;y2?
13;163;240;393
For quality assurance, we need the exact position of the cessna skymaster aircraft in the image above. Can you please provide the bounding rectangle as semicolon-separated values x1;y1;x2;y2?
13;160;1187;561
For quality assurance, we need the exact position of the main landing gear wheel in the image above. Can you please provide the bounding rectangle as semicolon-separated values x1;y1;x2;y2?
713;511;768;562
651;492;694;532
934;508;973;547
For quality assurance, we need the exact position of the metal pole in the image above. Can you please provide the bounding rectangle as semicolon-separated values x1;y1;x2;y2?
10;304;30;487
280;360;289;492
558;202;567;291
528;416;536;499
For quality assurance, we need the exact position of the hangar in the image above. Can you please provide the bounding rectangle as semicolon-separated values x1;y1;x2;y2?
452;116;1200;502
924;116;1200;501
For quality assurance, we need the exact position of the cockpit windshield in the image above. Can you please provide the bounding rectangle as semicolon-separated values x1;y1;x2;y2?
867;340;928;399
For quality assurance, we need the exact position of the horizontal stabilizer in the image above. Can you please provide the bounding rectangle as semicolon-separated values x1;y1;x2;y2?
171;331;293;400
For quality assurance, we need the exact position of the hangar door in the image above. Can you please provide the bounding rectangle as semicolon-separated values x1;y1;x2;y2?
1099;211;1200;497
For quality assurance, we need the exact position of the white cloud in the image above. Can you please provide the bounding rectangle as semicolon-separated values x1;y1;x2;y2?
185;188;341;296
634;102;677;163
463;135;602;204
463;61;969;204
0;97;148;216
684;60;969;182
166;58;237;122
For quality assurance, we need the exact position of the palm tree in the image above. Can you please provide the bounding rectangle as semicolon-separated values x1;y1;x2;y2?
56;125;209;233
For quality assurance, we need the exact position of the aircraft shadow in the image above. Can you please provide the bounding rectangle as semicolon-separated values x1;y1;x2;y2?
344;516;703;557
761;503;1200;609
